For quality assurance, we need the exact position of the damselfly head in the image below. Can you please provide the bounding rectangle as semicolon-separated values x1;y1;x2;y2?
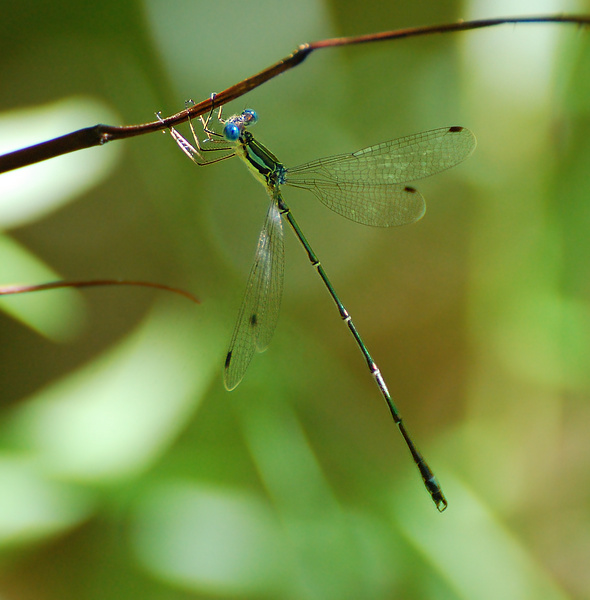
241;109;258;125
223;109;258;141
223;121;241;141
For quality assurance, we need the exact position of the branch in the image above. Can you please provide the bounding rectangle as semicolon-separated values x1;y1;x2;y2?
0;280;199;303
0;14;588;175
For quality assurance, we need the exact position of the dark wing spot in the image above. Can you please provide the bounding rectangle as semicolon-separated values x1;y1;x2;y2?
249;313;258;327
224;351;232;369
404;186;417;193
448;126;464;133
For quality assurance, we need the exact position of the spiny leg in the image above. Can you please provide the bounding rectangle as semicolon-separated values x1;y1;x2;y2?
184;98;226;147
157;107;234;167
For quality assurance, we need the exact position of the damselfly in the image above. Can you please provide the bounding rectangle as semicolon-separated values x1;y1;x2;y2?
162;102;476;510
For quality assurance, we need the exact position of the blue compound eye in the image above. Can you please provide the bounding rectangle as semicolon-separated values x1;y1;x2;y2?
223;121;241;141
242;109;258;125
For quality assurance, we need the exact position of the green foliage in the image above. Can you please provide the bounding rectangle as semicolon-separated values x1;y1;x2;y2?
0;1;589;598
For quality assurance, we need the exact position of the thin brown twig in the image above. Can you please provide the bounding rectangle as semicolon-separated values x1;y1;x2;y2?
0;14;588;175
0;280;200;303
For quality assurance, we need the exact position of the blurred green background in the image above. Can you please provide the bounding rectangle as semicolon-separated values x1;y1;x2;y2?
1;0;590;598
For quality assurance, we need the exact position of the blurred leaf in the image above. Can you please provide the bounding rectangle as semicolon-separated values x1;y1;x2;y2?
394;476;570;600
132;482;286;596
0;97;121;228
4;304;219;482
0;234;86;341
0;456;93;548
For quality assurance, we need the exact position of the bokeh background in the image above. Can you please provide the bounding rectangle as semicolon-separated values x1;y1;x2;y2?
1;0;590;598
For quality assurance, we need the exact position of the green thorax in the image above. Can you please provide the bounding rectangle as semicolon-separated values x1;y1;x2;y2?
236;130;286;188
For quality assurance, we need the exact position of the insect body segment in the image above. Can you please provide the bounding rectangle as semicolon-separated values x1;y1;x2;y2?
164;105;476;511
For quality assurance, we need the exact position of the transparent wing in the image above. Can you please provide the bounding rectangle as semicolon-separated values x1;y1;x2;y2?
284;126;476;227
223;200;284;391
